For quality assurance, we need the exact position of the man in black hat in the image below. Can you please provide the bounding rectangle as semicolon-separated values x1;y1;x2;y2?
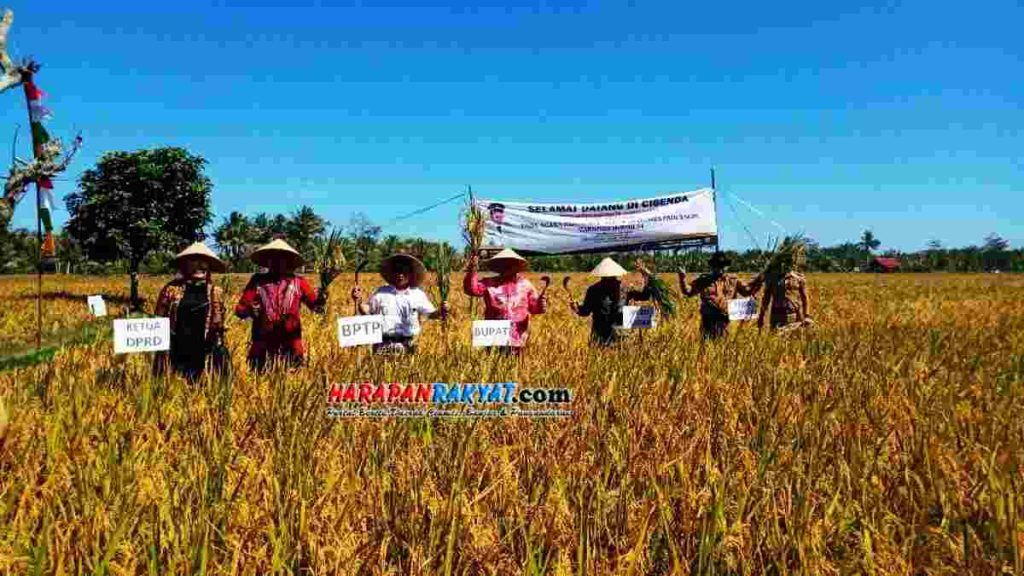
678;251;761;340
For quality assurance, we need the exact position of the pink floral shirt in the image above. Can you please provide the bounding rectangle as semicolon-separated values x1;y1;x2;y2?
463;272;546;347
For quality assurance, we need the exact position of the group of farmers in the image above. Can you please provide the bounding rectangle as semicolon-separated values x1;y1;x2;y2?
151;238;811;381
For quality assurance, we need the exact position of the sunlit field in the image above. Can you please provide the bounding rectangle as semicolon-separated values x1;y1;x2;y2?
1;272;1023;574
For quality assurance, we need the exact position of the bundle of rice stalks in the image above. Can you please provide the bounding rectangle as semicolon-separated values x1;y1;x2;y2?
762;234;807;277
460;200;486;255
635;258;677;317
434;243;457;303
312;228;346;289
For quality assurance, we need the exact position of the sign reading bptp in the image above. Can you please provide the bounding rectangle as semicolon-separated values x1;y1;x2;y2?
472;320;512;347
337;315;385;347
728;298;758;321
619;306;657;329
113;318;170;354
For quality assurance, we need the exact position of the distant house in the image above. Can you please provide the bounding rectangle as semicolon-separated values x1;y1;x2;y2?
866;256;900;273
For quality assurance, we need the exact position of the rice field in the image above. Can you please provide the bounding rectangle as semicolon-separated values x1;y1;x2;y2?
1;272;1023;574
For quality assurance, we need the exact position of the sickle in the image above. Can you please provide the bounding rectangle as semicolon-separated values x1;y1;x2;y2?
353;259;369;314
562;276;571;292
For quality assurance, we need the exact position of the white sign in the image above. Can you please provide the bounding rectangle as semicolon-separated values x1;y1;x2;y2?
87;295;107;317
337;315;385;347
728;298;758;321
113;318;170;354
472;320;512;347
475;188;717;254
619;306;657;329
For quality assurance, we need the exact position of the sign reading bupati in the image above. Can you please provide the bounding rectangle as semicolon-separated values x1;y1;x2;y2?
475;188;717;254
472;320;512;347
728;298;758;321
338;315;385;347
619;306;657;329
113;318;170;354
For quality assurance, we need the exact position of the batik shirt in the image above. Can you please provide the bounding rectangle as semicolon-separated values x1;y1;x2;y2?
463;272;546;347
235;273;325;359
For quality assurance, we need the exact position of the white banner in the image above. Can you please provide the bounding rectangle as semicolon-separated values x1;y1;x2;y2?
475;188;717;254
337;315;385;347
618;305;657;329
472;320;512;347
114;318;170;354
728;298;758;321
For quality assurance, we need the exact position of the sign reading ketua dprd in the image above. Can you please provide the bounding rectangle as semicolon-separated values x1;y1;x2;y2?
114;318;170;354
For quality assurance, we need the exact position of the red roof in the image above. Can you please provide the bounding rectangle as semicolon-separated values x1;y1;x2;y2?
873;257;900;270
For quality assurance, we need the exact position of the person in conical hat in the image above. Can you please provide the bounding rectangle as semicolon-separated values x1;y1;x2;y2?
678;250;761;340
463;248;547;354
351;253;448;355
234;237;327;371
152;242;228;382
570;257;652;346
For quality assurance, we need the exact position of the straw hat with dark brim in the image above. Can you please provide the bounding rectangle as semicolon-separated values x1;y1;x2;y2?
251;238;304;268
380;253;427;287
485;248;528;273
709;251;731;268
175;242;226;273
590;257;628;278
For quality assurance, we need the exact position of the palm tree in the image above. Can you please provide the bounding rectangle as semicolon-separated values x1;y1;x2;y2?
214;211;252;270
858;230;881;268
287;205;327;260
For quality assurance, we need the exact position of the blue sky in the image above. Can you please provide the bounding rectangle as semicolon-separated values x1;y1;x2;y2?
2;0;1021;251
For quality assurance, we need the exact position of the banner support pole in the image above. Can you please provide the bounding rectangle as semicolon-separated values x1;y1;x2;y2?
711;167;719;253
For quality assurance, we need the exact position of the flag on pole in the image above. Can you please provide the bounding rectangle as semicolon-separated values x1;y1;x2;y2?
25;80;56;257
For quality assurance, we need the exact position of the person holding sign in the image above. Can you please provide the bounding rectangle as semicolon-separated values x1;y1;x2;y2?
570;257;651;346
235;239;328;371
463;248;547;354
152;242;228;381
678;251;761;340
351;253;447;355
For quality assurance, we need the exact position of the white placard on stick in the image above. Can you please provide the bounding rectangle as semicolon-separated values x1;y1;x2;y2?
87;295;107;317
472;320;512;347
337;315;385;347
619;305;657;329
113;318;170;354
728;298;758;321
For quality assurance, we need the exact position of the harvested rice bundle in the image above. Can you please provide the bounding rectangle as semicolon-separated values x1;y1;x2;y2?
635;257;677;318
434;243;457;304
460;199;486;255
312;227;346;289
762;234;807;277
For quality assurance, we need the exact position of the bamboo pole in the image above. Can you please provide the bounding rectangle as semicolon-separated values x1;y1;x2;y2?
21;69;42;351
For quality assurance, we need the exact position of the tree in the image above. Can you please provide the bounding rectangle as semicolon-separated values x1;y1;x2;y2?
214;211;252;270
65;147;212;309
286;205;326;261
859;230;881;254
982;233;1010;271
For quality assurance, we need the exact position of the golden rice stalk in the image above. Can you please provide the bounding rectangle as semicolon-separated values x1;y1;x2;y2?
460;200;486;255
0;396;8;448
313;228;346;289
763;234;807;277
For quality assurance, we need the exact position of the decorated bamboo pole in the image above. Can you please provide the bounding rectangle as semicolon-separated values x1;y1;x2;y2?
22;68;43;349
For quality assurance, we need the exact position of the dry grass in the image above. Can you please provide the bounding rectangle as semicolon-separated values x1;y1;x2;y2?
1;272;1023;574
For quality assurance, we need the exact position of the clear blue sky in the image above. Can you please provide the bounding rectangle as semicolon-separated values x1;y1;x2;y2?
2;0;1021;251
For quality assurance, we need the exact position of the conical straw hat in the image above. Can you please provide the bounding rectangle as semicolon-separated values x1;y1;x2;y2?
250;238;304;267
175;242;226;272
485;248;528;272
380;253;427;287
590;257;627;278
